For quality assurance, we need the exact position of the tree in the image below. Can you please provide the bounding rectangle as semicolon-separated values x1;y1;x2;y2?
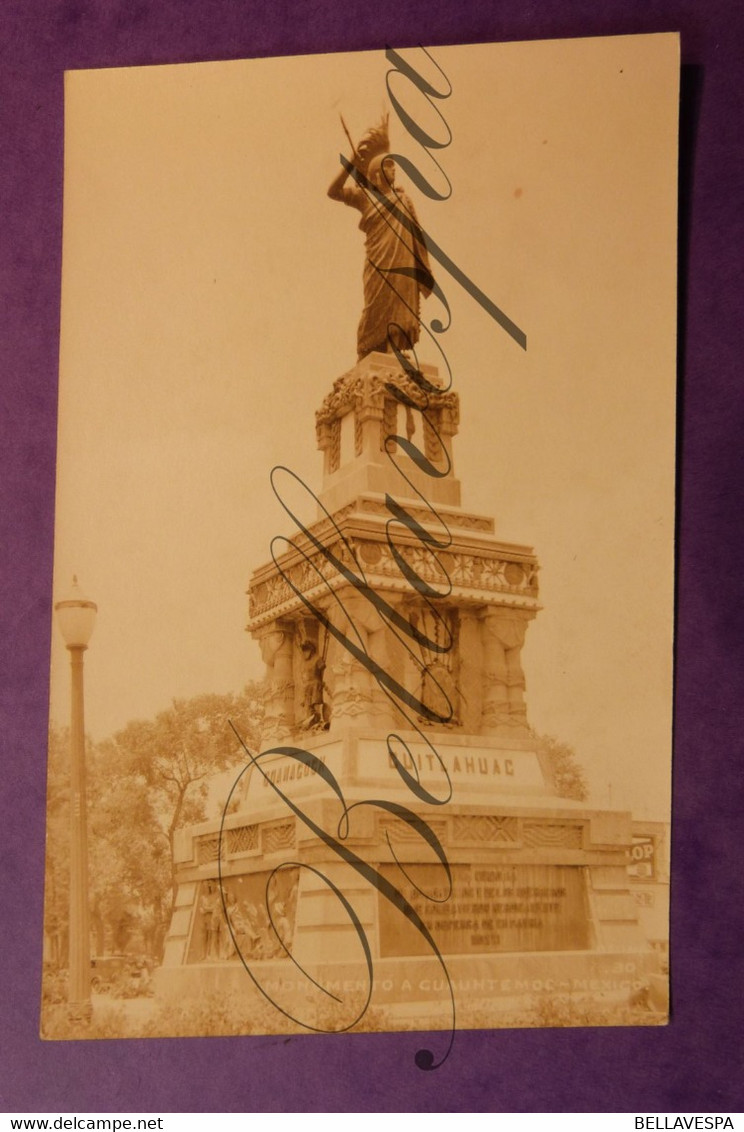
87;755;171;956
532;731;589;801
44;685;264;968
100;686;263;916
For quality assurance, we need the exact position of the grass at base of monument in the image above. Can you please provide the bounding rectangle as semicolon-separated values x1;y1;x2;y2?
40;991;389;1040
455;995;665;1030
40;990;663;1040
531;993;666;1028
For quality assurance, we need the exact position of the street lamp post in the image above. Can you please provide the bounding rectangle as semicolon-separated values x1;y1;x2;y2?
55;576;97;1023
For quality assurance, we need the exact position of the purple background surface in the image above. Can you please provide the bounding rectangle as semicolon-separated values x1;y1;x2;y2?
1;0;742;1114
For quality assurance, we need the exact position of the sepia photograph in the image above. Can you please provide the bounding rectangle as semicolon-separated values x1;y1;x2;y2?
42;35;678;1056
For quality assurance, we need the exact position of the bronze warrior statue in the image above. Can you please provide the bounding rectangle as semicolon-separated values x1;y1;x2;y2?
328;116;434;361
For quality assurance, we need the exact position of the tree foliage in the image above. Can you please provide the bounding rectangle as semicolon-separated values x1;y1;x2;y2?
532;732;589;801
44;685;264;965
102;687;263;907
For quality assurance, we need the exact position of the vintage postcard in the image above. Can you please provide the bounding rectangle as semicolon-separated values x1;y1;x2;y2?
42;34;679;1061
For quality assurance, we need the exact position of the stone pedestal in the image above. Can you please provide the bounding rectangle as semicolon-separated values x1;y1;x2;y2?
158;354;663;1031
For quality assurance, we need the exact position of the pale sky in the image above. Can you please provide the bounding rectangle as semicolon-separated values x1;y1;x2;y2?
50;35;679;814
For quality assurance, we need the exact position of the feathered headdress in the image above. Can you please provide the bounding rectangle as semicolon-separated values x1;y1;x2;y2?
358;112;390;161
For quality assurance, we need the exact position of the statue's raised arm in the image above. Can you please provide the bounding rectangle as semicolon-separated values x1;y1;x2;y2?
328;115;434;362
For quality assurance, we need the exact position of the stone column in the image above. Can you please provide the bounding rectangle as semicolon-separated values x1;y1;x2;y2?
258;621;295;745
422;407;443;463
433;392;460;474
325;592;376;728
458;607;483;733
354;375;386;460
480;608;529;735
366;621;400;731
316;420;337;478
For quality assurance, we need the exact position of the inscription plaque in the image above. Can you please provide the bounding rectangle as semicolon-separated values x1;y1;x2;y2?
379;863;591;956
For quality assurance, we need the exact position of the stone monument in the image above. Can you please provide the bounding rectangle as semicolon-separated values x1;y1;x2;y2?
157;127;662;1033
